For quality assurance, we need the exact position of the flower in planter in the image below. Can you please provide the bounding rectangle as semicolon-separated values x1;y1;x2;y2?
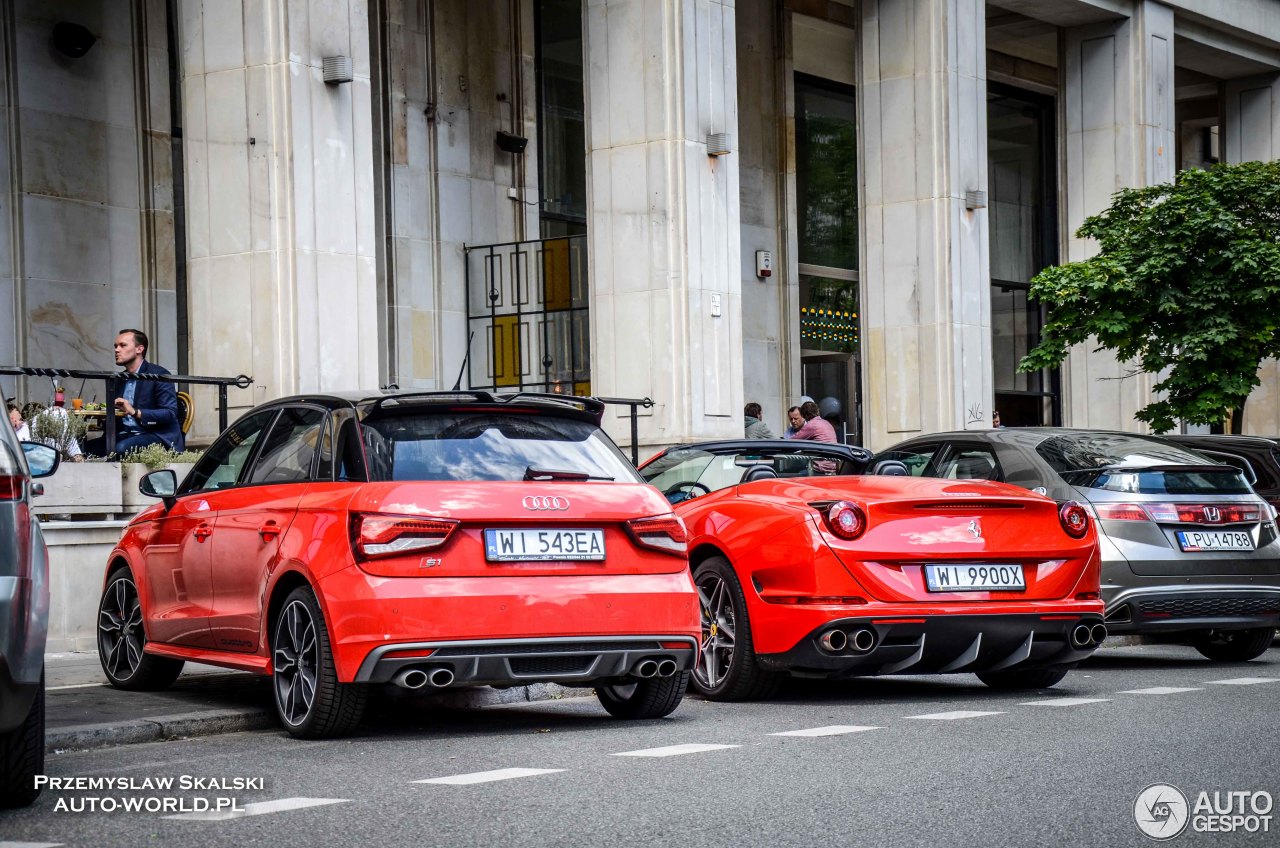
120;442;204;471
29;408;89;461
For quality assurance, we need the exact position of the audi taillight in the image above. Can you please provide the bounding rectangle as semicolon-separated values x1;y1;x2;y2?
0;443;23;500
1058;501;1090;539
351;513;459;560
625;514;688;556
824;501;867;541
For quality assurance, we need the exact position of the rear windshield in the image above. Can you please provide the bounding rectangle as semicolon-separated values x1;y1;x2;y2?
360;412;642;483
1036;434;1252;495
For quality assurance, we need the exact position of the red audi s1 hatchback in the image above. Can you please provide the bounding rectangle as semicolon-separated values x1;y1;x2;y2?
98;392;699;737
639;440;1106;699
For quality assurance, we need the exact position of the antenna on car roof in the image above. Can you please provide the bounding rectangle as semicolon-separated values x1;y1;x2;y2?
451;331;475;392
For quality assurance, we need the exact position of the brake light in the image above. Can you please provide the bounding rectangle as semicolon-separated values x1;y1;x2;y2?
824;501;867;540
1094;502;1261;524
351;513;459;560
0;474;21;501
763;595;867;605
1059;501;1090;539
625;514;688;556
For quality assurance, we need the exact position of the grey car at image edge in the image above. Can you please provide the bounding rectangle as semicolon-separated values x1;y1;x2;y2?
0;424;60;807
872;428;1280;662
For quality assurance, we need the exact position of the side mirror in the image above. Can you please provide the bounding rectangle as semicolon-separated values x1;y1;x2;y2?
871;459;909;477
140;469;178;505
20;442;60;478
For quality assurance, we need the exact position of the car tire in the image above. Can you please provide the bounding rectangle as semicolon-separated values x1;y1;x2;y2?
690;556;781;701
271;586;366;739
1190;628;1275;663
976;666;1069;690
97;570;185;691
0;671;44;808
595;671;690;719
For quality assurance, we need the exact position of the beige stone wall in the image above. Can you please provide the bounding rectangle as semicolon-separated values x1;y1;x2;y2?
1;0;177;406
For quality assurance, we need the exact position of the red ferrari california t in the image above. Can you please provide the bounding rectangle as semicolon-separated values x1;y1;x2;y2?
98;392;699;737
639;440;1105;699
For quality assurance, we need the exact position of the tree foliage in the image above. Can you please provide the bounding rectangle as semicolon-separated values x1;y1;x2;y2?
1019;161;1280;433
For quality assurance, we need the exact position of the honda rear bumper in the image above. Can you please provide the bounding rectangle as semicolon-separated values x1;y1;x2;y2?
1102;587;1280;634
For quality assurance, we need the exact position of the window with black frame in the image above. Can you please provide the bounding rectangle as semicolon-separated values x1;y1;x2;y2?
988;85;1060;427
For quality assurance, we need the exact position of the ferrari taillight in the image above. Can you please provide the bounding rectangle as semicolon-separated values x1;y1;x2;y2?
824;501;867;541
1058;501;1090;539
625;514;688;556
351;513;459;560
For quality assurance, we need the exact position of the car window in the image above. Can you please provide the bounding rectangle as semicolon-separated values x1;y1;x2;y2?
1194;450;1257;486
872;444;943;477
247;407;326;485
935;444;1002;481
360;411;642;483
643;450;717;493
641;446;857;495
185;410;278;492
1035;433;1251;494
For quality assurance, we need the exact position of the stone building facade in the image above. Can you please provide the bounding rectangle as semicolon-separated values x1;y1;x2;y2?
3;0;1279;452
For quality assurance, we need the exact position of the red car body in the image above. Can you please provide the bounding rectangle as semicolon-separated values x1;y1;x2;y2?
99;393;699;736
639;441;1105;696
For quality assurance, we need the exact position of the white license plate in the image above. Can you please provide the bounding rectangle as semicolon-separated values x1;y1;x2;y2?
1175;530;1255;552
925;563;1026;592
484;528;606;562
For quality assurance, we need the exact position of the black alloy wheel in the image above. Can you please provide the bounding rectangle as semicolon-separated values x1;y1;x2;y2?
690;557;779;700
97;571;183;690
270;586;365;738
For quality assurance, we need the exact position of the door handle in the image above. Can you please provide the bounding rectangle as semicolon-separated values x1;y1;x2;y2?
258;521;280;540
193;525;213;542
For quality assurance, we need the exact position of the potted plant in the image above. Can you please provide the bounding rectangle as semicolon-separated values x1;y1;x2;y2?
121;444;203;511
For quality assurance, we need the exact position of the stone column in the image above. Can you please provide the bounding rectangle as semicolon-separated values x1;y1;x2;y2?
583;0;742;448
179;0;379;434
1060;1;1175;430
1224;73;1280;433
859;0;990;449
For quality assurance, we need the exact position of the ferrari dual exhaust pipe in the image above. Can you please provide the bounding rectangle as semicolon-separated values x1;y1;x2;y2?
1071;623;1108;648
819;628;876;654
635;658;679;678
392;666;455;689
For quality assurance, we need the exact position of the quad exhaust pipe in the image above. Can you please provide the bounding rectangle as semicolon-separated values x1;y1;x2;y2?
819;627;876;654
392;666;455;689
1071;622;1108;649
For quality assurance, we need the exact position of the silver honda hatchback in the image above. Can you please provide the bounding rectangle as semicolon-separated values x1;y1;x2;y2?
873;429;1280;662
0;422;59;807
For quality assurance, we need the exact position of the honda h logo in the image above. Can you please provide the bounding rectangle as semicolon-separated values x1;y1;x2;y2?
523;495;570;511
1204;506;1221;523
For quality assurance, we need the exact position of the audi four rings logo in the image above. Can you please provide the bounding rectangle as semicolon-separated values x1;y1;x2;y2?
523;495;570;511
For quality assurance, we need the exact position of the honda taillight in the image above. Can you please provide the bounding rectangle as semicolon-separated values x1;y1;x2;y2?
824;501;867;541
1094;502;1261;524
625;515;688;556
1058;501;1090;539
351;513;458;560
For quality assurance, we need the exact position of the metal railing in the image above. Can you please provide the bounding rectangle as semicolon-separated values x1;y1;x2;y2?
1;366;253;455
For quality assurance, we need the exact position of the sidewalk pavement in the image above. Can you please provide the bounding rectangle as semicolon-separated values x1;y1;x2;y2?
44;652;590;754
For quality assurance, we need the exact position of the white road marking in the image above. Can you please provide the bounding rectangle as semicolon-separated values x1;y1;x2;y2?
1117;687;1203;695
1204;677;1278;686
770;725;883;737
0;842;66;847
1020;697;1112;707
414;768;565;785
612;743;739;758
905;710;1005;721
164;797;349;821
47;682;108;691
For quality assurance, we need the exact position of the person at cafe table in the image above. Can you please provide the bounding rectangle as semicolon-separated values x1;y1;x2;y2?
84;329;184;456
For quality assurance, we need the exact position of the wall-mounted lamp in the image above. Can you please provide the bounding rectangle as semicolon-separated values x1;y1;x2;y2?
52;22;96;59
322;56;353;84
707;132;732;157
496;130;528;154
964;190;987;210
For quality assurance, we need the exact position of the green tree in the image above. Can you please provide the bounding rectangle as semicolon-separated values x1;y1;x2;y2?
1019;161;1280;433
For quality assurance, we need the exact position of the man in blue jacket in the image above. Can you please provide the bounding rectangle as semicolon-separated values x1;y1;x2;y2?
85;329;183;455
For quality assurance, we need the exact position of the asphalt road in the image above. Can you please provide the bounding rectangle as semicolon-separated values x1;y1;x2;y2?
3;643;1278;848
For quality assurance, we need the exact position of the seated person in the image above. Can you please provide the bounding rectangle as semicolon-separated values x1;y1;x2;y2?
85;329;183;456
